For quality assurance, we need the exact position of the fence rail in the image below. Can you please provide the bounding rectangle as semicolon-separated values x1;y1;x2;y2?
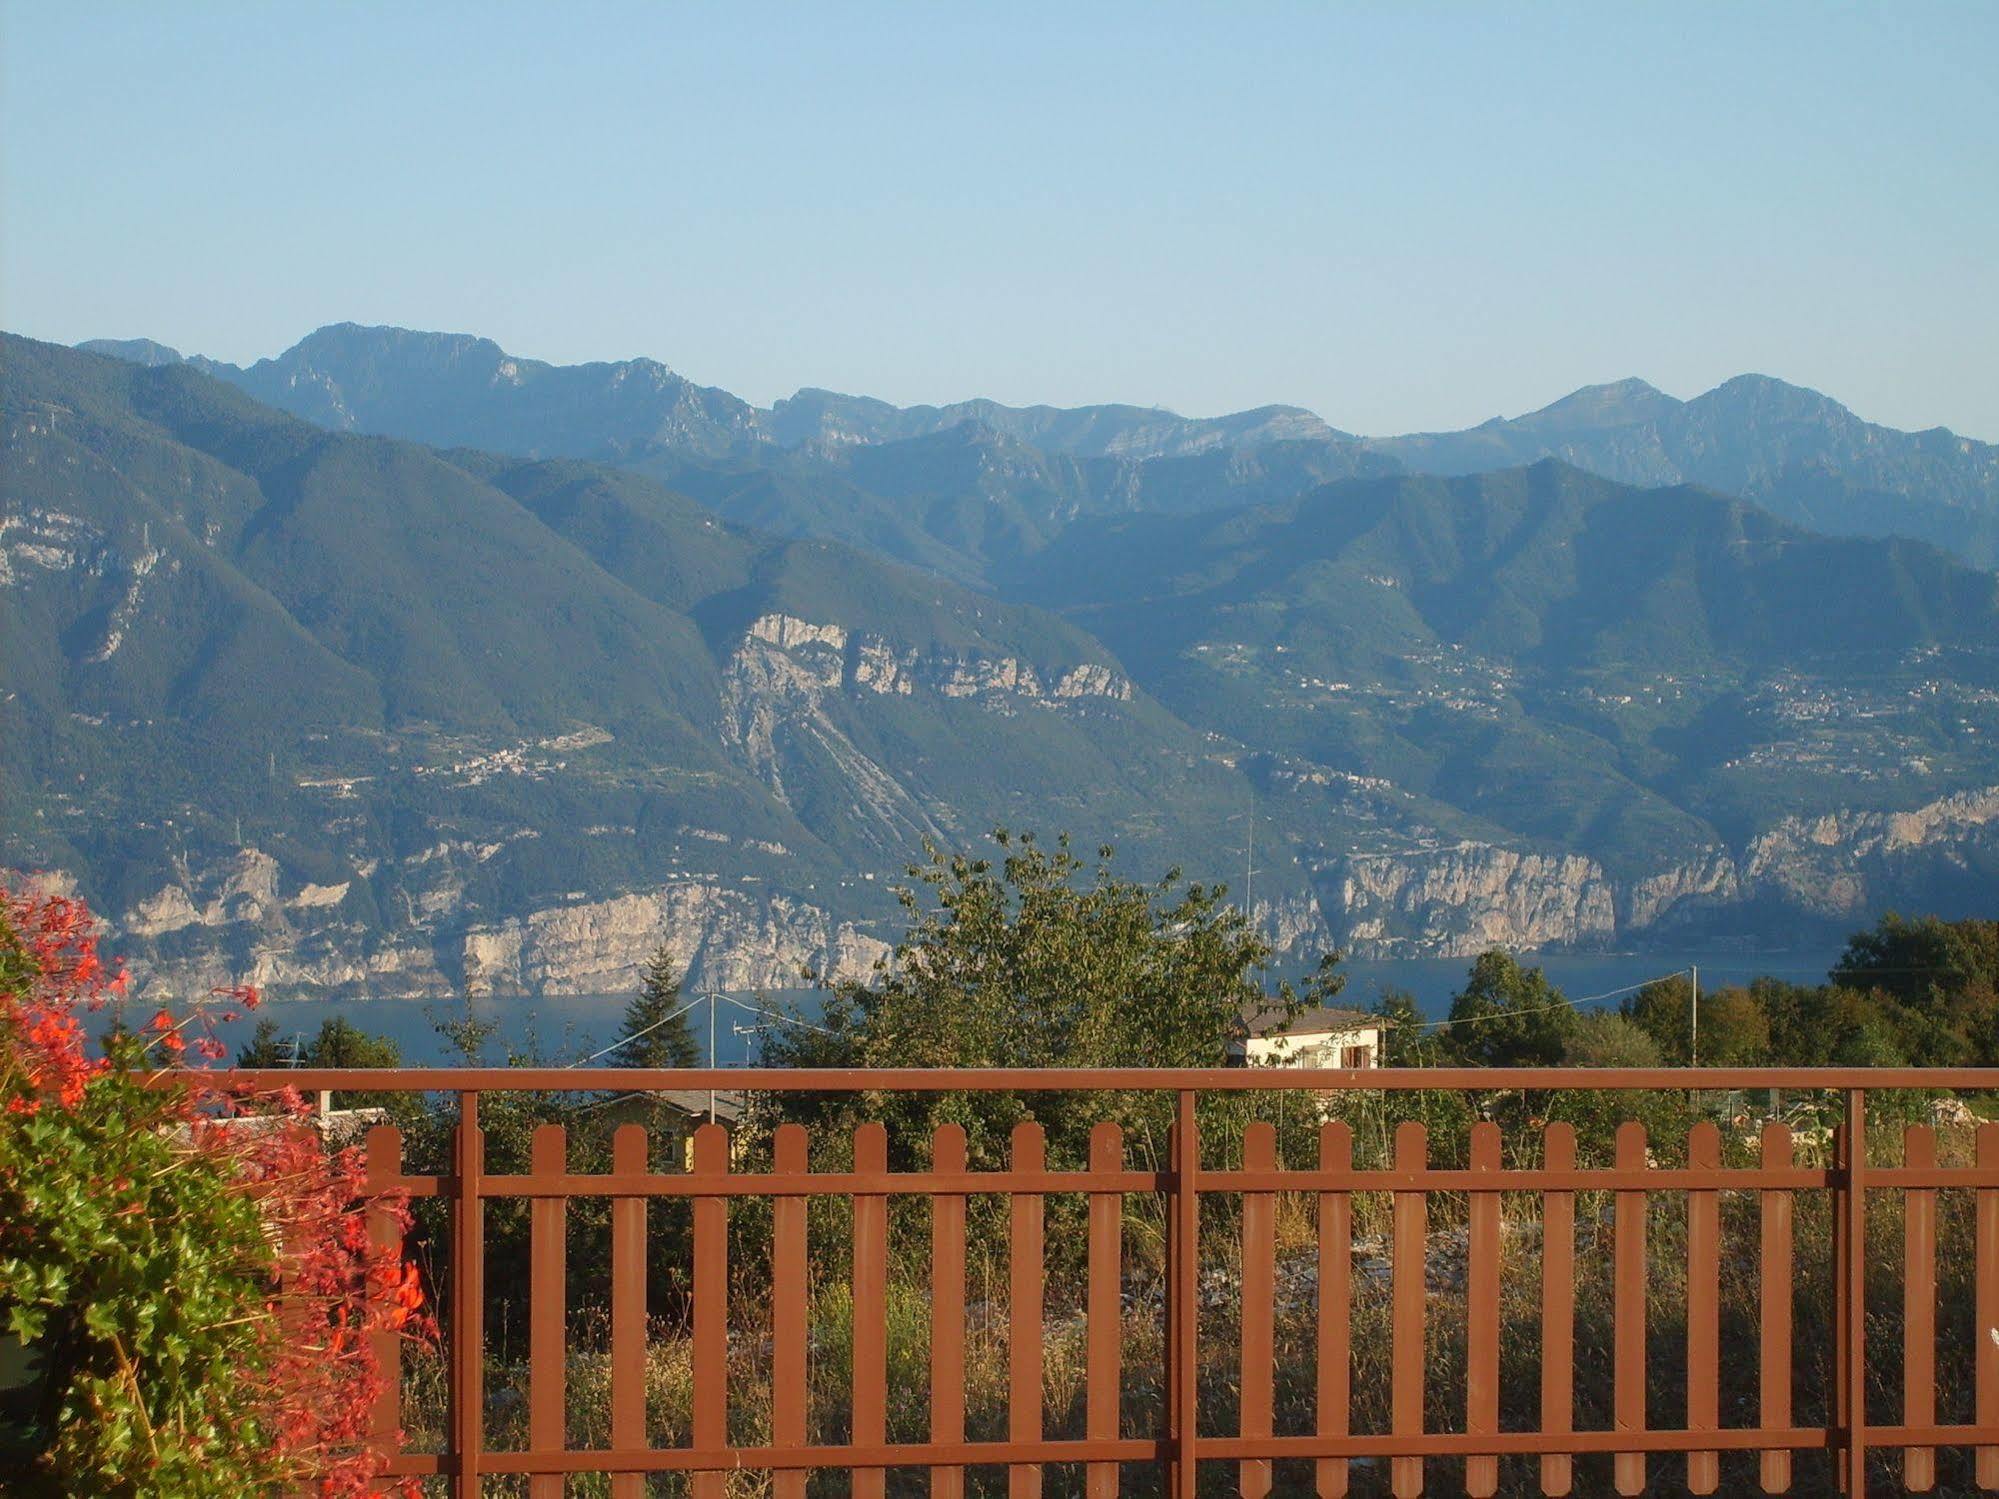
216;1066;1999;1496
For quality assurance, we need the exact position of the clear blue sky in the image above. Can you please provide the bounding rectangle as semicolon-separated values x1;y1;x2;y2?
4;1;1995;438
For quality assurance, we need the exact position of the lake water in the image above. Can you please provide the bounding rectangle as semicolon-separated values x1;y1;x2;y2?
90;946;1848;1067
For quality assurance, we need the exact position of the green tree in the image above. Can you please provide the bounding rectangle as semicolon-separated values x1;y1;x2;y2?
1435;950;1579;1067
1623;974;1695;1062
1697;987;1773;1065
611;943;699;1068
760;829;1341;1174
233;1015;400;1070
235;1016;288;1067
1833;913;1999;1065
304;1015;400;1069
1565;1011;1665;1068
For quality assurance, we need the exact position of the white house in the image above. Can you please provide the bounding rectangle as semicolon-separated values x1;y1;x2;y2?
1233;1002;1385;1069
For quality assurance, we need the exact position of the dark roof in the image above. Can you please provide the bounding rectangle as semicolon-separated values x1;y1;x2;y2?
1240;1003;1379;1038
642;1087;745;1124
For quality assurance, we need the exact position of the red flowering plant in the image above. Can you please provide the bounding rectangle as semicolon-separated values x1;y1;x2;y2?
0;884;430;1497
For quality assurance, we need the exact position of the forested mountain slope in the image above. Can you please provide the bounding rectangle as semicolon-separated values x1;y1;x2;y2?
4;336;1274;994
21;331;1999;986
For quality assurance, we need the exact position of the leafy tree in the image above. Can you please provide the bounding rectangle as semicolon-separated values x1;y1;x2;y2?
760;829;1342;1175
1565;1012;1665;1068
1621;975;1770;1065
308;1016;400;1069
1834;912;1999;1006
1435;950;1579;1067
610;944;698;1069
1833;913;1999;1065
1623;975;1694;1062
1369;988;1434;1066
1697;988;1773;1065
234;1015;400;1070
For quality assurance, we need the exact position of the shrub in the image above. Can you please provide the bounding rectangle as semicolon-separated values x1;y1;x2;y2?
0;885;426;1497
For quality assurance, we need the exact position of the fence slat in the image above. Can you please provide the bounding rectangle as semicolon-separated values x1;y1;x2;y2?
1171;1092;1198;1499
1392;1120;1427;1499
1241;1121;1278;1499
1903;1124;1937;1493
1541;1122;1577;1498
931;1123;969;1499
772;1124;809;1499
1614;1121;1648;1496
1317;1121;1353;1499
1467;1121;1501;1498
1011;1121;1048;1499
1087;1122;1124;1499
610;1123;648;1499
453;1094;485;1499
1688;1121;1721;1495
852;1122;889;1499
692;1123;730;1499
365;1125;405;1464
528;1124;566;1499
1839;1091;1871;1497
1977;1123;1999;1490
1760;1122;1794;1495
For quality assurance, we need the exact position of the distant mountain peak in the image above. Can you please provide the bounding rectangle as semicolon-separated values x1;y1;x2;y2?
77;337;185;367
285;321;511;364
1698;371;1846;413
1517;377;1680;431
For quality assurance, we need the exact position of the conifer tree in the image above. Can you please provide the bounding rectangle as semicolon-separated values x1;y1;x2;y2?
613;943;699;1067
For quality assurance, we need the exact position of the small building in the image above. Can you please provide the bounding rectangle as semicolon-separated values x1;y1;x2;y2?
600;1087;746;1168
1232;1002;1384;1069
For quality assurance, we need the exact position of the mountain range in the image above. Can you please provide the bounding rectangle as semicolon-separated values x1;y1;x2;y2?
8;326;1999;997
84;324;1999;573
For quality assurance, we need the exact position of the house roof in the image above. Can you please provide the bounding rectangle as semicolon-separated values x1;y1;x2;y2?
1239;1002;1380;1039
643;1087;745;1125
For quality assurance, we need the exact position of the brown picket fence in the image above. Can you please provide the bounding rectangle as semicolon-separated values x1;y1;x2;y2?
231;1066;1999;1496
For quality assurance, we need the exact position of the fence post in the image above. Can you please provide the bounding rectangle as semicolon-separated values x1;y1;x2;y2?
1170;1089;1199;1499
1843;1089;1869;1495
452;1090;483;1498
526;1124;566;1499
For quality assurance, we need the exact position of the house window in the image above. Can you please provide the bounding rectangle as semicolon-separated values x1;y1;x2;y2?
1341;1044;1373;1069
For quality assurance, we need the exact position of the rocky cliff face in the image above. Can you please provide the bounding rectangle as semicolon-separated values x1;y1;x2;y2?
1321;785;1999;957
719;612;1132;844
458;884;889;994
76;847;889;1001
733;612;1132;706
1333;846;1619;956
65;781;1999;994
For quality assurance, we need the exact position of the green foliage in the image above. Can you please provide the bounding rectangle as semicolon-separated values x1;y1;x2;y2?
1433;950;1581;1067
760;829;1342;1173
236;1015;401;1070
1612;917;1999;1072
1368;988;1432;1066
1;1042;281;1496
1564;1011;1665;1068
6;332;1286;990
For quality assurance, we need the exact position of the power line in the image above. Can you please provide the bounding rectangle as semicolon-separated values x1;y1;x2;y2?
719;993;833;1034
1416;970;1691;1031
567;994;702;1067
